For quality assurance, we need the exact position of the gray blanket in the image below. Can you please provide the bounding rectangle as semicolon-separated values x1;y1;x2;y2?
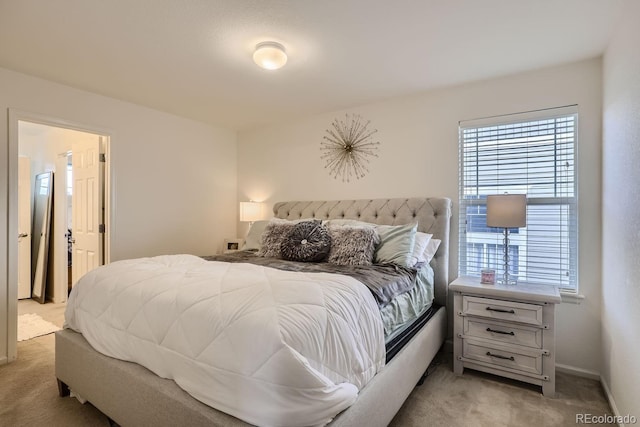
202;251;420;308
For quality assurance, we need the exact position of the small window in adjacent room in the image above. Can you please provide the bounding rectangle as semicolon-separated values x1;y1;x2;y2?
66;162;73;196
458;105;578;291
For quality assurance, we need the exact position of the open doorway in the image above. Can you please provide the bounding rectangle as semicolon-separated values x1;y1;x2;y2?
7;111;112;361
18;121;108;303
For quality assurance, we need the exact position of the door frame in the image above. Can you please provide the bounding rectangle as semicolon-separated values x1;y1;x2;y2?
17;156;31;300
7;109;113;362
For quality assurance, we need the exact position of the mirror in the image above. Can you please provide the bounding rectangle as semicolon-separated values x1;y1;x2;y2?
32;171;53;304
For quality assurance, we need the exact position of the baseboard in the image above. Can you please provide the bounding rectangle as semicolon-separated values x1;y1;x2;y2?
600;377;627;427
0;356;7;366
600;378;620;422
556;363;600;380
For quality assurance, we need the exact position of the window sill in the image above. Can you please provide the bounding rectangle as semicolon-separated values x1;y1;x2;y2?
560;291;585;304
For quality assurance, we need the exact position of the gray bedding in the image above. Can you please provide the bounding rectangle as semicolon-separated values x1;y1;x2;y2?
203;251;422;308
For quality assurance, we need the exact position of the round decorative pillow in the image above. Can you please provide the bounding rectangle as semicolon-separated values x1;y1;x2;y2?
280;221;331;262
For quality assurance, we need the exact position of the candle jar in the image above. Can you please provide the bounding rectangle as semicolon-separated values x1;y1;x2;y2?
481;269;496;284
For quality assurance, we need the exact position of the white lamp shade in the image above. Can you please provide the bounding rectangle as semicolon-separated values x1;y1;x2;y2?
240;202;266;222
253;42;287;70
486;194;527;228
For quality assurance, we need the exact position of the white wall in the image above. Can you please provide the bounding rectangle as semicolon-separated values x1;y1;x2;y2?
238;59;603;373
0;66;238;363
602;0;640;419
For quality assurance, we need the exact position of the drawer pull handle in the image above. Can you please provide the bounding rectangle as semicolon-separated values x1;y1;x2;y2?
486;307;515;314
486;351;515;361
486;327;515;336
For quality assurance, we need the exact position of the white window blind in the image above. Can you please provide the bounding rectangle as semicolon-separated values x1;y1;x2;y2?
458;106;578;291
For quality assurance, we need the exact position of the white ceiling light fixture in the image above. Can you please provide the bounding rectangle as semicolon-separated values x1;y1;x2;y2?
253;41;287;70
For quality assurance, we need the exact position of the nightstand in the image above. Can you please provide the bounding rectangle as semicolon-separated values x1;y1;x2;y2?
451;276;561;397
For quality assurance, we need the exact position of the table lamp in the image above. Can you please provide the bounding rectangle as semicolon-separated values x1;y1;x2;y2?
486;194;527;285
239;201;265;224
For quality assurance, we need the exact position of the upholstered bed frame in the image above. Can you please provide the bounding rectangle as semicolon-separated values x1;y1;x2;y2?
55;197;452;427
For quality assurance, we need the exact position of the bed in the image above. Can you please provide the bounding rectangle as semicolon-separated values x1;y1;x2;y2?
55;197;451;427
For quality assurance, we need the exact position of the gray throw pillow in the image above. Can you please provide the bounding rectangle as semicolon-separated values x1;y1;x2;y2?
281;222;331;262
327;226;380;266
258;219;321;258
257;221;296;258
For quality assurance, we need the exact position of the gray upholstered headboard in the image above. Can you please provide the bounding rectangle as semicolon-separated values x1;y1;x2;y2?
272;198;452;307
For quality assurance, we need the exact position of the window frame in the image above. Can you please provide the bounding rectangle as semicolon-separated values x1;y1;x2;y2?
458;105;579;292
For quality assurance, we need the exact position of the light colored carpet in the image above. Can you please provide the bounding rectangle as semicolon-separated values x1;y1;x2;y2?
389;353;615;426
0;333;109;427
0;300;614;426
17;313;61;342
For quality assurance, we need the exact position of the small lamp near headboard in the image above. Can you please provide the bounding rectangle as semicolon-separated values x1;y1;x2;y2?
486;194;527;285
239;201;266;224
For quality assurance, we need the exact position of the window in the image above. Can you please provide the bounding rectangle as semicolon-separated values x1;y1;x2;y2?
458;106;578;291
66;163;73;196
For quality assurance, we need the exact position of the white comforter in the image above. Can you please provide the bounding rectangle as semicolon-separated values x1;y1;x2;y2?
64;254;385;426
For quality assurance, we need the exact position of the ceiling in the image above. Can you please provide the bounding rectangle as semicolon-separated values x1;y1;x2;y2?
0;0;625;131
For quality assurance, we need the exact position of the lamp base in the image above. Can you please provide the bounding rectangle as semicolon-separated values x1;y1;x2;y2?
499;228;518;285
497;271;519;285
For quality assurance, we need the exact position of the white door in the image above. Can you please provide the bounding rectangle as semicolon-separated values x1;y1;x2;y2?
17;156;31;299
71;137;103;285
52;154;70;302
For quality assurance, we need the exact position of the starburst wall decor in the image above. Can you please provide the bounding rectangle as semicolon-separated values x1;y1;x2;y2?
320;114;380;182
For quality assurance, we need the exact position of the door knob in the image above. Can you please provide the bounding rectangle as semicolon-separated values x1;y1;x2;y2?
18;233;28;238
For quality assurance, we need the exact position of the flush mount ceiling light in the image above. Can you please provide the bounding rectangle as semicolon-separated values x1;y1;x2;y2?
253;41;287;70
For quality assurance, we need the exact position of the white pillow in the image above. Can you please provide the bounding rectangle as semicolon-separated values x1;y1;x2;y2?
409;232;432;266
423;238;441;264
242;220;271;250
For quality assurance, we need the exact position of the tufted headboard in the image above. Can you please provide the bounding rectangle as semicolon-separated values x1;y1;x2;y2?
272;198;452;307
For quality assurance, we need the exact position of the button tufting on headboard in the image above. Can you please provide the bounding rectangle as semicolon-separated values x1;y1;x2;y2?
271;197;452;307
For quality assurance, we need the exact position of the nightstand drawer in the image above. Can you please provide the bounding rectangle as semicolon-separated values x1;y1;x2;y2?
462;296;543;326
463;340;542;376
463;318;542;349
